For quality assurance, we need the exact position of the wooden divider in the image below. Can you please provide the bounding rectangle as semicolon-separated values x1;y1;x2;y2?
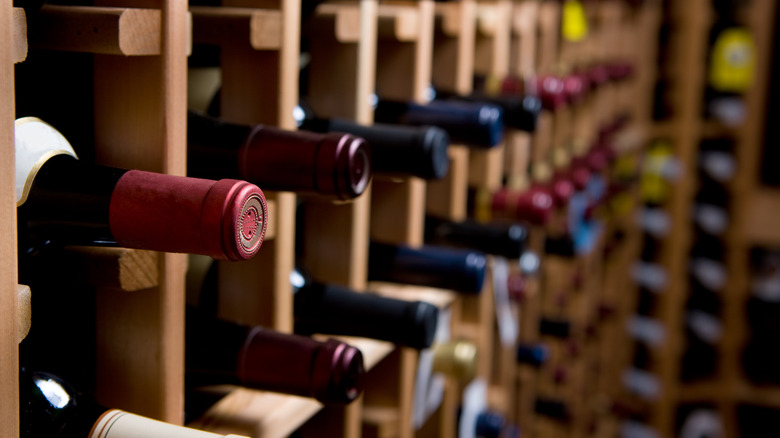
1;1;20;435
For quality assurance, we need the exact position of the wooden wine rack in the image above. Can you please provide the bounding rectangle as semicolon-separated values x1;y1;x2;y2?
2;1;667;437
630;0;780;437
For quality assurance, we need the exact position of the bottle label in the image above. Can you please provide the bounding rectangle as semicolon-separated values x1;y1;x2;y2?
14;117;78;206
90;409;245;438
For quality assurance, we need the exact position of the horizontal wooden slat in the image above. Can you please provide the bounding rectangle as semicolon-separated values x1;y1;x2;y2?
377;4;419;42
63;247;159;292
16;284;30;344
187;387;323;438
29;5;163;55
476;3;500;37
434;2;461;37
367;282;458;309
13;8;26;63
308;3;361;44
190;6;282;50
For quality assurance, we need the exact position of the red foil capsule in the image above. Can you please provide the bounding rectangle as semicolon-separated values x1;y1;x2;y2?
238;330;365;404
535;75;567;110
563;74;587;104
587;65;610;88
492;187;554;226
241;128;371;201
109;172;267;261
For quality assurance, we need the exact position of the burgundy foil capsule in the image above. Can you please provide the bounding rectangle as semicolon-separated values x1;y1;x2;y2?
238;330;365;404
538;176;575;208
587;65;610;88
109;172;267;261
506;272;527;302
535;75;567;110
492;187;554;226
240;128;371;201
563;74;587;104
562;163;591;191
608;62;635;82
585;148;609;173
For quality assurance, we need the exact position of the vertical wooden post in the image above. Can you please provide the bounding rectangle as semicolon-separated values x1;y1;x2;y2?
0;0;19;435
91;0;188;422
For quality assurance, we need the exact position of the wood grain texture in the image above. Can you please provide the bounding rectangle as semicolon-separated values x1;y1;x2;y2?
190;6;282;50
188;386;323;438
1;0;19;435
16;284;30;344
426;145;469;221
90;0;188;423
29;5;162;55
12;7;26;63
63;247;159;292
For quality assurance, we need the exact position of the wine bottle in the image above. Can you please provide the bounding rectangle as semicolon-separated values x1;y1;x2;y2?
627;315;666;347
474;410;507;438
296;103;451;180
631;261;668;294
680;310;722;382
431;88;542;133
538;317;571;338
698;138;736;185
622;367;661;401
423;216;529;259
373;98;505;149
619;420;660;438
187;110;371;201
368;242;487;294
516;342;550;367
474;186;556;226
20;368;245;438
534;397;570;421
291;266;439;349
432;339;478;381
15;117;266;261
185;307;364;404
704;8;755;126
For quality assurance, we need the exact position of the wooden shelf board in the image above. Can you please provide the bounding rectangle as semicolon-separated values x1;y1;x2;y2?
361;405;400;436
366;281;458;309
377;3;420;42
16;284;30;344
62;247;159;292
312;2;362;44
13;8;26;63
188;387;323;438
191;6;282;50
28;5;188;56
434;1;461;37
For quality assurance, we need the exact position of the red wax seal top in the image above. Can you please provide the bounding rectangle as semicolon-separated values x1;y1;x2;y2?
109;172;267;261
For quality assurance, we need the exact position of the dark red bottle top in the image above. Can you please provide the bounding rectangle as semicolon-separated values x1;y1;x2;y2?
535;176;574;208
237;330;364;404
491;187;555;226
563;73;589;104
587;65;611;88
534;75;567;110
110;173;266;261
567;160;592;190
